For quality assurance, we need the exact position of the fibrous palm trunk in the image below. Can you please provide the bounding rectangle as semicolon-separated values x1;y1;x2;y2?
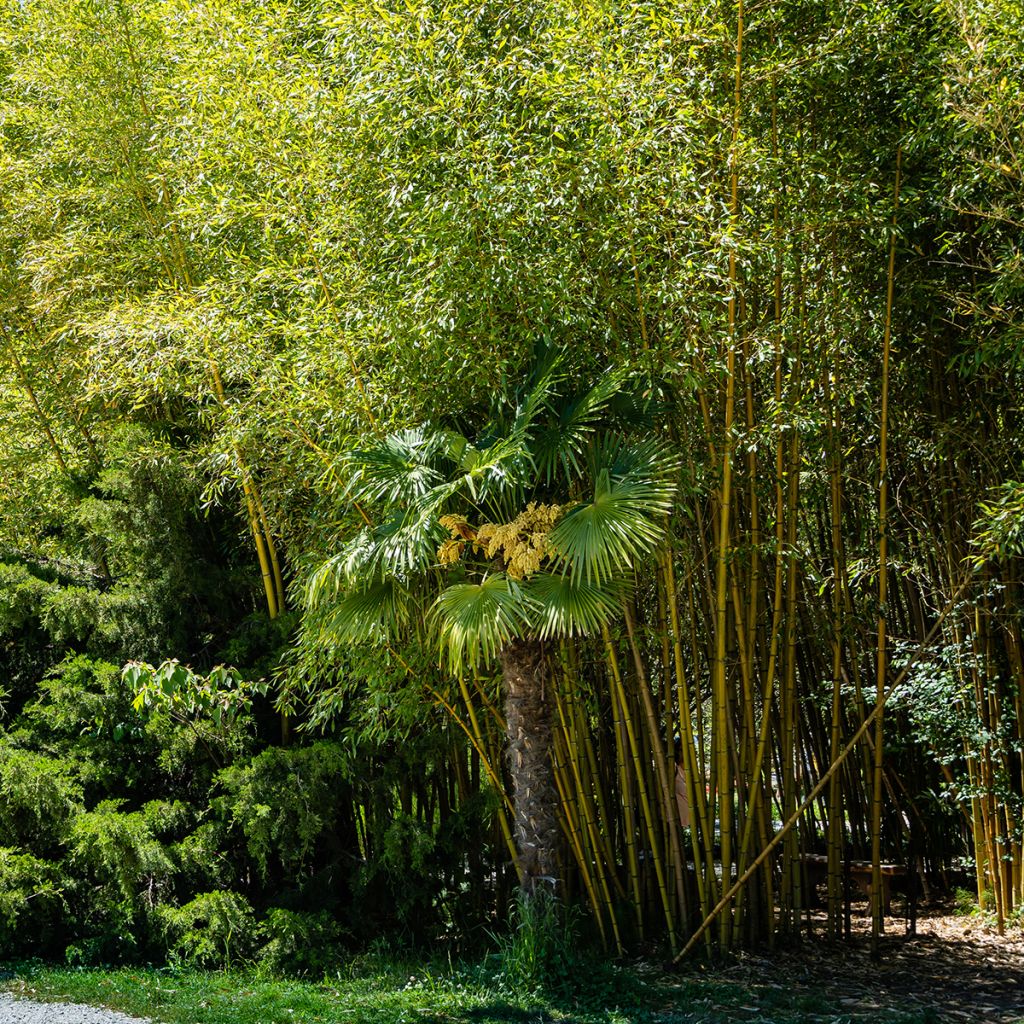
500;638;559;896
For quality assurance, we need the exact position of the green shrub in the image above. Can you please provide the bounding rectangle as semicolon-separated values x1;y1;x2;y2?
952;886;979;916
0;747;82;847
0;563;49;635
159;891;257;968
63;895;144;966
172;819;232;889
0;847;64;955
25;656;123;735
69;799;176;900
216;741;350;878
256;908;346;977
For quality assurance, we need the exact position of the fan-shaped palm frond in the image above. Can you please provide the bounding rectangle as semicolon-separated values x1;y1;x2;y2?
345;427;446;506
438;429;471;466
547;437;678;584
589;434;680;492
534;369;627;484
526;571;623;639
432;573;536;673
336;529;377;582
509;365;559;441
311;577;411;645
440;370;568;512
307;504;445;610
371;507;447;577
457;433;534;503
304;550;348;608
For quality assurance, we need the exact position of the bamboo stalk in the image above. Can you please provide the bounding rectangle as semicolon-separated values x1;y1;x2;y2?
663;549;714;925
555;680;624;953
624;600;690;929
871;147;902;959
674;581;971;962
604;623;676;947
425;678;520;883
551;725;607;947
608;648;644;937
0;323;71;476
827;358;846;938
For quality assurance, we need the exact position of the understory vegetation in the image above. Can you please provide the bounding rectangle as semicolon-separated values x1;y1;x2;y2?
1;0;1023;975
3;959;944;1024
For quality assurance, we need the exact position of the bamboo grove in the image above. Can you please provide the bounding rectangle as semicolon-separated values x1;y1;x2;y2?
0;0;1023;965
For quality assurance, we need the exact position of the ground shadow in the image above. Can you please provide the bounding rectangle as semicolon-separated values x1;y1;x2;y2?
672;911;1024;1022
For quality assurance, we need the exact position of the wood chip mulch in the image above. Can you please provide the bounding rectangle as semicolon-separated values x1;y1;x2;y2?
671;912;1024;1022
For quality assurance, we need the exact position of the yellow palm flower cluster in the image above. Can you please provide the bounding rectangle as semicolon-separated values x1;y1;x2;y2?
436;504;569;578
476;502;567;580
437;514;475;565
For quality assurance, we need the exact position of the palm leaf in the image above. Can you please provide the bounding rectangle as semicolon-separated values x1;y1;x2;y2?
589;434;680;495
547;436;678;583
362;507;446;579
525;571;623;638
432;573;534;673
509;365;560;443
346;427;446;506
454;372;563;505
443;432;534;508
312;577;411;644
534;369;627;484
304;551;349;608
308;503;443;600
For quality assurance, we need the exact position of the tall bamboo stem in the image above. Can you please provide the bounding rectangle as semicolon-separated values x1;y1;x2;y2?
871;147;902;959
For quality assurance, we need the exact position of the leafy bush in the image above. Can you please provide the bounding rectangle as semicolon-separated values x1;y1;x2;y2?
0;563;50;635
69;800;176;900
256;908;346;977
159;891;257;968
0;848;64;955
216;741;350;878
0;747;82;848
172;820;233;890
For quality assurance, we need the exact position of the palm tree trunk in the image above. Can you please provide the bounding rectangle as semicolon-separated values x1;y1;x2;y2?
501;638;559;896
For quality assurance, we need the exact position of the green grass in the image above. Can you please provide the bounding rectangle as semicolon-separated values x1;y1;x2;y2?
2;957;942;1024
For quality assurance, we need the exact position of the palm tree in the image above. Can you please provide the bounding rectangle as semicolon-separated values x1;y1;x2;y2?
305;370;677;897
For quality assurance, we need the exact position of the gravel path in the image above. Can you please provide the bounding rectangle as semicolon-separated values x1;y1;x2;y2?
0;994;149;1023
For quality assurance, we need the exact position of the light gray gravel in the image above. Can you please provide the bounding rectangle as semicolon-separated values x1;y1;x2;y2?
0;994;150;1023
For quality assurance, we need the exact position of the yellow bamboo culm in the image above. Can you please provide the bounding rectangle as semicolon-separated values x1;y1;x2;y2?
554;680;624;953
608;633;645;938
674;582;971;962
711;0;744;951
662;548;714;935
551;725;606;943
826;351;846;939
445;677;522;883
623;601;690;934
0;324;71;476
603;623;677;948
871;147;902;960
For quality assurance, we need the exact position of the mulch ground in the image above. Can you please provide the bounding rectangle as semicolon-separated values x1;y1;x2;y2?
671;910;1024;1022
